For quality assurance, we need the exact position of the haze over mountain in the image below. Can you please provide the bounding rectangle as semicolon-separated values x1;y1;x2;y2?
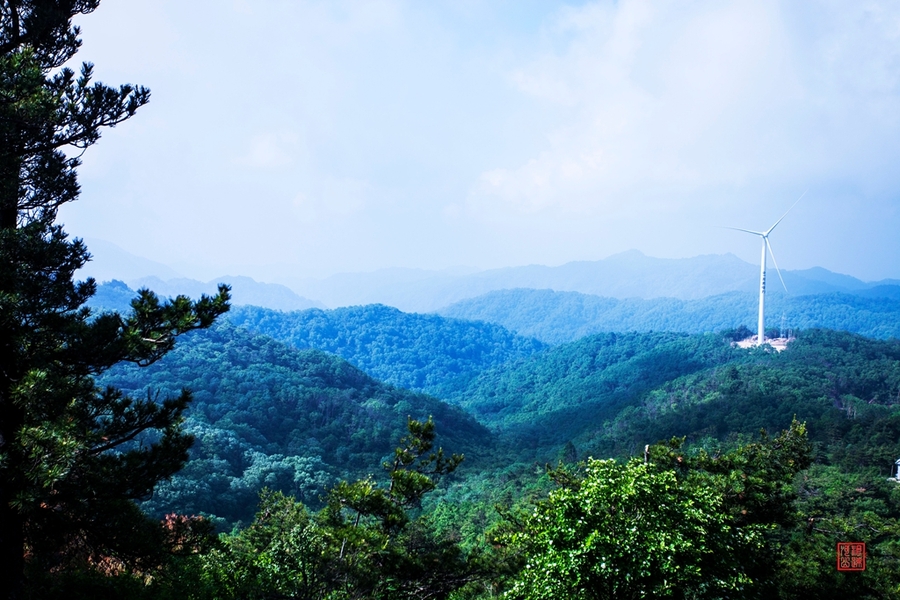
288;251;900;312
77;237;182;282
130;276;323;312
78;239;322;311
79;239;900;314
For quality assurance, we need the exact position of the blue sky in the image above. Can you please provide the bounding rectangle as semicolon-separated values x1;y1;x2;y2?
59;0;900;281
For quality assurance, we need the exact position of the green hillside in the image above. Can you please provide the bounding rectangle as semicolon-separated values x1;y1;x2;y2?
225;303;545;396
433;326;900;470
439;288;900;343
584;328;900;465
445;331;742;451
98;322;491;526
91;322;900;598
83;290;900;597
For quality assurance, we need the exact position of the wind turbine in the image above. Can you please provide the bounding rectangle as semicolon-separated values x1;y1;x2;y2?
725;192;805;346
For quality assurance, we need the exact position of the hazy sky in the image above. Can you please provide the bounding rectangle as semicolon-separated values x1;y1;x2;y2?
58;0;900;281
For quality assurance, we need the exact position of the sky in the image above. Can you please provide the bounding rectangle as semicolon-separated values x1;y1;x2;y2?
58;0;900;282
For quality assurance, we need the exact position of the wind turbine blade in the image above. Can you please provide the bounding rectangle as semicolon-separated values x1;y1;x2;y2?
719;226;764;236
766;238;788;292
766;188;808;235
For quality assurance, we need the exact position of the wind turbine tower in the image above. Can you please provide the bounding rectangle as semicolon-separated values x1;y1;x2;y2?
726;193;804;346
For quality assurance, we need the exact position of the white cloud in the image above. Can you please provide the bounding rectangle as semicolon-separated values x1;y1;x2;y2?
470;0;900;217
291;177;369;224
235;133;297;169
61;0;900;280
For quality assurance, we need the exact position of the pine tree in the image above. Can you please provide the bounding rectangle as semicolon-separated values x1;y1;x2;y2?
0;3;230;597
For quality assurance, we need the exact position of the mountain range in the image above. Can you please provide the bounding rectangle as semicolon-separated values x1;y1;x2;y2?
281;251;900;311
439;288;900;343
78;238;900;312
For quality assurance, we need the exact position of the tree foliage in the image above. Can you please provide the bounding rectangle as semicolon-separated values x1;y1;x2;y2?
227;303;544;397
0;2;229;596
449;331;740;455
98;323;490;526
190;418;478;600
500;421;813;599
502;459;764;599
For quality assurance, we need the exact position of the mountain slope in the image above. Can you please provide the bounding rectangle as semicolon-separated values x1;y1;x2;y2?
444;331;741;451
77;237;183;282
87;278;323;314
98;323;491;525
584;329;900;466
437;328;900;474
131;275;323;311
226;304;545;397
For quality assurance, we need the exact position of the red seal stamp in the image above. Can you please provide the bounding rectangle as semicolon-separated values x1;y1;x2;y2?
837;542;866;571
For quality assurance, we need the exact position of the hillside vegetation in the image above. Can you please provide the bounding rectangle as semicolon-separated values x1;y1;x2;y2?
445;331;741;450
91;316;900;598
99;322;491;526
582;329;900;459
83;284;900;598
225;304;545;396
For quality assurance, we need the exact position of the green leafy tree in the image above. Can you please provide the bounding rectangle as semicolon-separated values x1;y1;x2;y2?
775;464;900;599
321;416;471;599
500;458;768;600
499;421;813;599
649;419;814;529
190;490;328;600
190;418;477;600
0;2;229;597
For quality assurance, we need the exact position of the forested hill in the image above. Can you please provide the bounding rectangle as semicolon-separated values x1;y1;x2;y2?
98;322;491;526
444;331;742;451
585;328;900;463
94;322;900;596
225;304;545;397
438;327;900;478
438;288;900;343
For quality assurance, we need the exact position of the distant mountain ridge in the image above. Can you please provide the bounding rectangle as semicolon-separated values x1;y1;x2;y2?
87;277;322;313
77;238;322;312
78;237;900;313
439;288;900;344
285;251;900;311
130;276;323;312
77;237;183;282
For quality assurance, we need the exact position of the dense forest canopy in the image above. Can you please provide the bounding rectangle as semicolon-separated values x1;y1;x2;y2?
92;322;900;598
223;303;545;397
97;322;491;526
71;279;900;597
